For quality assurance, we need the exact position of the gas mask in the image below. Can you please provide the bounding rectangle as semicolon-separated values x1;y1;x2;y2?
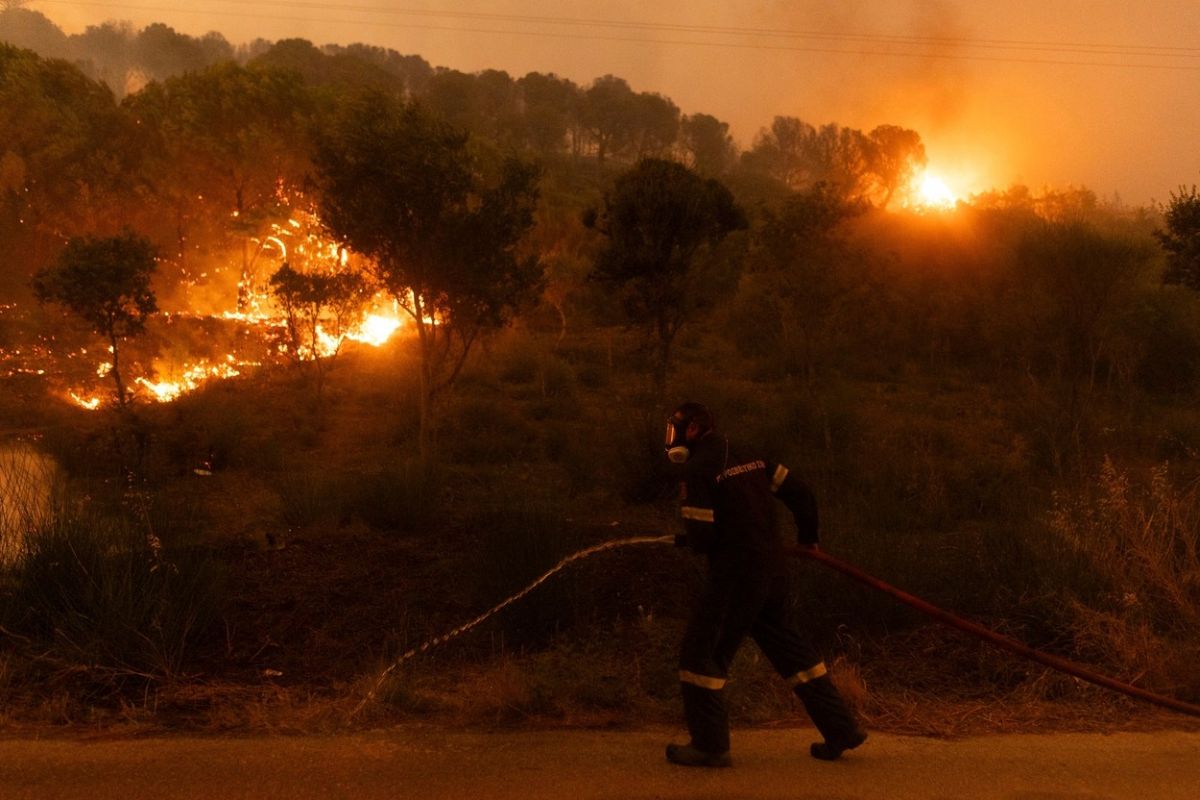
665;415;691;464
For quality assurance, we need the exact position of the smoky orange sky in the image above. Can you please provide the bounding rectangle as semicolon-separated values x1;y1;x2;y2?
34;0;1200;205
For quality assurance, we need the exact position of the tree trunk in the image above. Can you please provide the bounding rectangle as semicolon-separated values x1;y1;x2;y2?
412;301;434;467
108;329;127;407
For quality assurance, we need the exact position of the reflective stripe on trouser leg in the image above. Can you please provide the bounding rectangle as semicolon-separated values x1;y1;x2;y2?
793;674;860;745
679;670;727;690
787;662;828;687
680;681;730;755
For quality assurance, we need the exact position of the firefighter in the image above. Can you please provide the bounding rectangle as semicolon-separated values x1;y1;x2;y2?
664;401;867;767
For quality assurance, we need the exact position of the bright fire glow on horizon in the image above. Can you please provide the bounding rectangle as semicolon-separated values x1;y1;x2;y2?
917;173;957;209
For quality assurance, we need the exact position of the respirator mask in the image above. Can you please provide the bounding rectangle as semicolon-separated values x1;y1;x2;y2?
665;415;692;464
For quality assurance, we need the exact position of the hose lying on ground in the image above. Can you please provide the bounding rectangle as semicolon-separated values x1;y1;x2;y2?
790;545;1200;718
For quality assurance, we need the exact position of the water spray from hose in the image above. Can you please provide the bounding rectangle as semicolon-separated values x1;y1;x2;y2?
349;534;674;719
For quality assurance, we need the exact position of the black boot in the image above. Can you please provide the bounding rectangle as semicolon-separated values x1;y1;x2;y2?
809;729;868;761
680;682;730;754
794;675;867;760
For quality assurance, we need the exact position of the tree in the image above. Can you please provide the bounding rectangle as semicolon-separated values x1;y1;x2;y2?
0;6;69;59
743;117;902;204
588;158;745;394
628;91;679;159
518;71;579;155
1016;221;1152;390
72;22;136;94
1158;186;1200;290
269;263;371;399
579;75;637;163
132;23;208;82
679;113;736;177
741;117;817;190
740;184;869;384
865;124;926;208
313;92;541;463
32;231;157;407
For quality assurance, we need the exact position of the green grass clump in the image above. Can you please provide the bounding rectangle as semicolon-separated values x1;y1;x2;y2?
1;509;223;685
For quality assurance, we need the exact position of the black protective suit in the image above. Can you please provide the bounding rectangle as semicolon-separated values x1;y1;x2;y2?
676;432;861;755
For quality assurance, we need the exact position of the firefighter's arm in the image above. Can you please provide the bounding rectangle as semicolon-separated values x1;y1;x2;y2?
677;470;717;553
767;462;819;544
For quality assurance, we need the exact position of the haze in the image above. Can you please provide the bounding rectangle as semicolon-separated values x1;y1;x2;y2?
31;0;1200;204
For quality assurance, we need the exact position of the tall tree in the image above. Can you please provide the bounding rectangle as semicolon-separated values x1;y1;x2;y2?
132;23;208;82
312;92;541;463
742;116;817;190
32;231;157;407
0;5;69;59
740;184;869;385
588;158;745;394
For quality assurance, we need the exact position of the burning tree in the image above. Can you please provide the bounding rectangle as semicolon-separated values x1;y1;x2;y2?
312;92;541;463
32;231;158;407
269;262;371;396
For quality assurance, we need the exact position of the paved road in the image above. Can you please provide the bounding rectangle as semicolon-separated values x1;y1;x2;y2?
2;727;1197;799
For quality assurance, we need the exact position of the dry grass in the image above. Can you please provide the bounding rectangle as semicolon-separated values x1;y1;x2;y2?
1048;459;1200;697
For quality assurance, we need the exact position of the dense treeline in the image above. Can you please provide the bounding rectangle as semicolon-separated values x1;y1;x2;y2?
0;9;932;299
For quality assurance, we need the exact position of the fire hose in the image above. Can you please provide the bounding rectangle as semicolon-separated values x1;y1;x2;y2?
789;545;1200;718
351;535;1200;719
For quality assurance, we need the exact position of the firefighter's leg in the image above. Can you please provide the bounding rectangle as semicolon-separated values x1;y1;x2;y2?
674;569;767;760
676;585;734;756
750;573;866;757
